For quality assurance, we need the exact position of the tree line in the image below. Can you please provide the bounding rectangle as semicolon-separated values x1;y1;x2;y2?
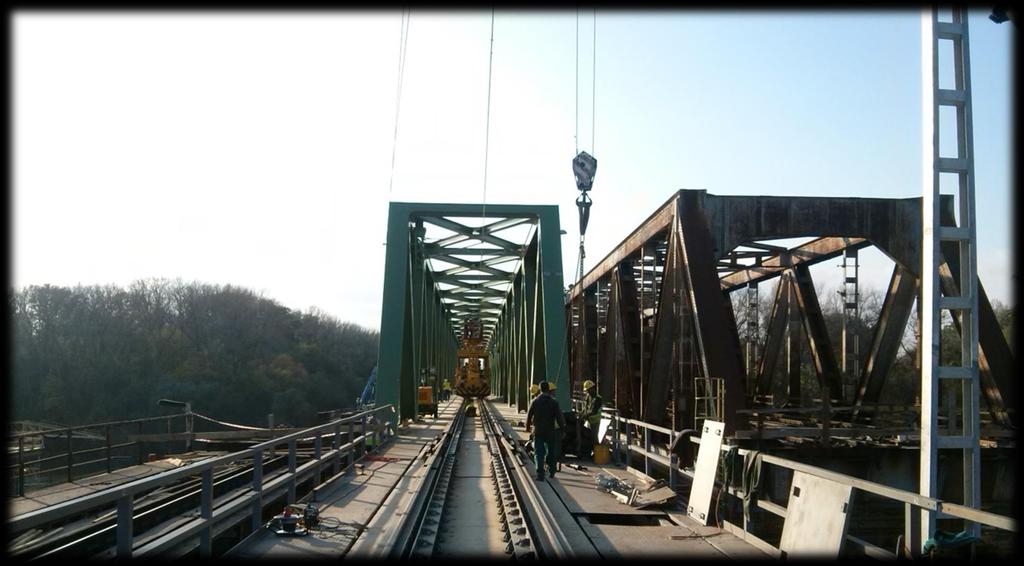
9;280;379;428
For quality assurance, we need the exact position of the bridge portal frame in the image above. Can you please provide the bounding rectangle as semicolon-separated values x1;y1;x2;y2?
377;202;569;424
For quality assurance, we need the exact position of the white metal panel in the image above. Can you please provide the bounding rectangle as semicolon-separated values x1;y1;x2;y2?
778;471;854;558
686;420;724;525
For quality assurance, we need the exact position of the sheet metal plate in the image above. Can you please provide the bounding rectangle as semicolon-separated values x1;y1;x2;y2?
686;420;724;525
778;470;854;558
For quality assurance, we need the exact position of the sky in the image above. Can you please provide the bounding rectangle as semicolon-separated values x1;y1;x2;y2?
12;10;1015;331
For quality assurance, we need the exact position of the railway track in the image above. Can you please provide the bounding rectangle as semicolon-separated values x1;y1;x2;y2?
387;398;565;559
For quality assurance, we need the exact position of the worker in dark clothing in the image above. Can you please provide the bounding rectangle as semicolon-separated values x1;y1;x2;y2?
582;379;603;459
526;381;565;481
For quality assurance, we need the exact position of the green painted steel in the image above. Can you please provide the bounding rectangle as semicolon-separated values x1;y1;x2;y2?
376;202;569;424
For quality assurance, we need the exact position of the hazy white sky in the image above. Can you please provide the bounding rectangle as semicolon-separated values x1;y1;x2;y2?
13;11;1015;330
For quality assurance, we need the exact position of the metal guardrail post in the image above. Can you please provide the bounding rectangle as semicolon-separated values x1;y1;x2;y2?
287;439;297;503
200;467;213;558
18;437;25;497
251;447;263;531
137;421;144;464
904;502;921;558
332;422;341;475
105;425;112;473
268;414;275;458
670;451;678;492
615;415;622;465
185;404;193;453
644;427;651;477
66;429;74;483
116;494;133;558
347;421;355;466
361;415;367;456
314;432;323;481
625;422;632;470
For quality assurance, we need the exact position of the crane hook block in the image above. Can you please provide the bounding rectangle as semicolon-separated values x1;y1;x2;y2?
572;151;597;193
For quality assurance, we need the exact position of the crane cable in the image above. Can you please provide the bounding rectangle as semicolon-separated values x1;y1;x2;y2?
576;9;597;283
559;10;597;394
480;9;495;229
388;9;411;194
475;9;496;328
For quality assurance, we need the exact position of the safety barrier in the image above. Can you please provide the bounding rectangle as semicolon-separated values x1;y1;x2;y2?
7;414;187;496
7;405;396;558
596;408;1015;558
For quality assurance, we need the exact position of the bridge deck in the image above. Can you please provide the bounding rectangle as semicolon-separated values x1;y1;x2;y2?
225;399;765;559
488;401;765;559
8;452;228;517
228;399;461;559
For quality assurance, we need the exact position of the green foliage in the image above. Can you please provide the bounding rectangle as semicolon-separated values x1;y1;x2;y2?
10;280;379;427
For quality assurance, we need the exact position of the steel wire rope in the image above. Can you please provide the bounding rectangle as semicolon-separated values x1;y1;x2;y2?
591;9;596;153
475;8;496;336
388;9;411;195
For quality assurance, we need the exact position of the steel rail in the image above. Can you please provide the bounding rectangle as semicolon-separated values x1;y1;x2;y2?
406;404;467;557
479;400;535;558
347;400;465;558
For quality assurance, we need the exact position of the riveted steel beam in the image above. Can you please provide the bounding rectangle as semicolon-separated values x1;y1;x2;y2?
720;237;871;292
851;264;918;421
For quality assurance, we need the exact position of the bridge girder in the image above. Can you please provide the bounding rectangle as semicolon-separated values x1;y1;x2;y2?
566;190;1014;434
377;202;569;423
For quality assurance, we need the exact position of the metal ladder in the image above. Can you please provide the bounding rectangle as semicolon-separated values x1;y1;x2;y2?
920;6;981;547
838;248;859;403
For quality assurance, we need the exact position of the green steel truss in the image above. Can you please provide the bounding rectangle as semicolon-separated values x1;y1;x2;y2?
377;202;569;423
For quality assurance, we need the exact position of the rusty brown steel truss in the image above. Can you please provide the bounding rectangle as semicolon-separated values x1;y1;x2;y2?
565;190;1013;434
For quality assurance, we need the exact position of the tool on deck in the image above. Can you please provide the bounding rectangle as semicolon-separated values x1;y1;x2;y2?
268;504;309;536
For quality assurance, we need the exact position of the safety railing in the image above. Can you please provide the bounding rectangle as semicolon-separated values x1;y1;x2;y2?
597;408;1016;558
7;414;187;497
7;404;396;558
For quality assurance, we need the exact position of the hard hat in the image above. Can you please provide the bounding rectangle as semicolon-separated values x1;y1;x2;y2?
530;383;540;396
583;379;596;390
548;382;556;391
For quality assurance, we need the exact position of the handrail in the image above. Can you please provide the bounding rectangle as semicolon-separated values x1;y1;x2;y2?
8;414;185;441
596;407;1014;557
7;404;396;558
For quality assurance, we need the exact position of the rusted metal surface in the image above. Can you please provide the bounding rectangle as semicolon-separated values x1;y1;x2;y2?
719;237;870;292
564;189;1013;439
755;274;792;400
791;264;843;402
852;265;918;421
